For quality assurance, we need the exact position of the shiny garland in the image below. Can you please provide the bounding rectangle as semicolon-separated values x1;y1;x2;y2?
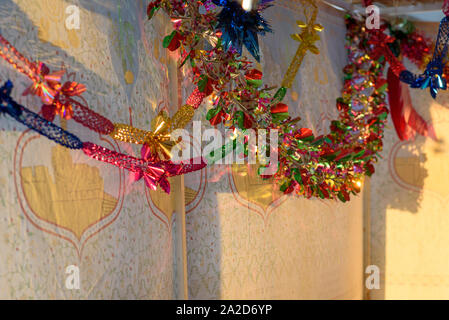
0;34;197;160
149;0;388;201
363;0;449;99
0;80;207;193
276;15;388;201
0;0;425;201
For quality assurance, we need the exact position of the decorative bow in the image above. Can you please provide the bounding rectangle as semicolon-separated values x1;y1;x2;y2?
134;131;204;194
41;81;86;121
144;104;195;161
22;62;65;104
133;152;171;193
133;153;207;194
291;19;324;55
397;16;449;98
22;62;86;120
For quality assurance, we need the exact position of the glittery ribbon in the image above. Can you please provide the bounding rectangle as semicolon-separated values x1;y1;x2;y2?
0;34;116;134
82;142;169;192
0;33;196;145
82;142;207;193
0;80;206;193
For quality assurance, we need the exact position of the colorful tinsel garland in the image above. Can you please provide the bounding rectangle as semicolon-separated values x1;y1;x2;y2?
363;0;449;100
0;34;199;161
0;0;443;201
0;80;207;193
384;18;438;141
149;0;388;201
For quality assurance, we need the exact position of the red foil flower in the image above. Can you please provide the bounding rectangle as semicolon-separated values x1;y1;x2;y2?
22;62;65;104
40;81;86;121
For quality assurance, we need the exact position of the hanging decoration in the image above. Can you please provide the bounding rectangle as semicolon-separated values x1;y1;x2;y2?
211;0;273;62
149;0;388;201
0;34;114;135
359;1;445;140
0;34;199;154
0;80;207;193
1;0;441;201
400;16;449;99
384;18;438;141
363;0;449;100
387;68;437;141
0;32;209;193
110;104;195;160
272;14;388;201
281;6;323;89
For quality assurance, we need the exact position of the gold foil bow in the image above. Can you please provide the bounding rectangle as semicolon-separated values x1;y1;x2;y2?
111;104;195;160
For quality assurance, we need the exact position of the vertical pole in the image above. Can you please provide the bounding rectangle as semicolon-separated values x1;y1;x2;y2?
173;175;188;299
167;41;189;300
363;177;371;300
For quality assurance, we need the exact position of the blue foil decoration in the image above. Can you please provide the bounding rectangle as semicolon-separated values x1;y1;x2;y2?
212;0;273;62
0;80;83;149
400;16;449;99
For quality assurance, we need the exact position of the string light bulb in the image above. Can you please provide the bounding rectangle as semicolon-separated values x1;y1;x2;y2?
241;0;257;12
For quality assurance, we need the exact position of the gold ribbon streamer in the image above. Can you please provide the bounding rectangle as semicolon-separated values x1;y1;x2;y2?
281;1;324;89
111;104;195;160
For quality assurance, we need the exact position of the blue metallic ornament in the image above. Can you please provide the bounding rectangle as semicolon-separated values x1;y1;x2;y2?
400;61;447;99
212;0;273;62
400;16;449;99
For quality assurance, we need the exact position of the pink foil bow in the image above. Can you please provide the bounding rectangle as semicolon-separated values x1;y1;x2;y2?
133;144;170;192
83;142;207;194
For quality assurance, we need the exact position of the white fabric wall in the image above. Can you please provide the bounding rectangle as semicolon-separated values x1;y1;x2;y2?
0;0;364;300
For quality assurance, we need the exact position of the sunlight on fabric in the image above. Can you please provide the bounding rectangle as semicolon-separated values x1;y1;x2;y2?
374;97;449;299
